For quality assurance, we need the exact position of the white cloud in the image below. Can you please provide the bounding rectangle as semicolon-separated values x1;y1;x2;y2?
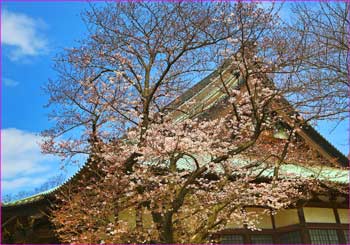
3;77;19;87
1;128;57;191
2;177;47;192
1;10;48;60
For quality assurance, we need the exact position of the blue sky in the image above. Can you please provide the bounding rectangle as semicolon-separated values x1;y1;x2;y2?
1;2;349;198
1;2;90;197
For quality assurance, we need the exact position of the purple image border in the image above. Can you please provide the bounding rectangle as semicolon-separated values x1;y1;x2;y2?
1;0;350;2
347;0;350;242
0;0;349;245
1;0;3;243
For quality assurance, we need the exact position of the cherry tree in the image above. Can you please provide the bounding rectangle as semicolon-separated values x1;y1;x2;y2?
275;2;349;122
42;2;344;244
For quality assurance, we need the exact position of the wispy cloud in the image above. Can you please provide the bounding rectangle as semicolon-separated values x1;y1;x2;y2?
3;77;19;87
1;128;58;192
1;10;49;61
2;178;48;192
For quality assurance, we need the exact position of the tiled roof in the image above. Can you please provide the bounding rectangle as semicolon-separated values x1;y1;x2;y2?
2;164;86;207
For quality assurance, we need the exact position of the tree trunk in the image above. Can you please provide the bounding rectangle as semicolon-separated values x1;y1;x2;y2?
159;213;174;244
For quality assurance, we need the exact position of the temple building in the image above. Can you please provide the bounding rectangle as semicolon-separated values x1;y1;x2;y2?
2;62;349;244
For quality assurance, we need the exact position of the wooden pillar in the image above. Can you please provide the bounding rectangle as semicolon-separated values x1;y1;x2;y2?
271;212;279;244
297;207;311;244
333;208;346;244
243;232;251;244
